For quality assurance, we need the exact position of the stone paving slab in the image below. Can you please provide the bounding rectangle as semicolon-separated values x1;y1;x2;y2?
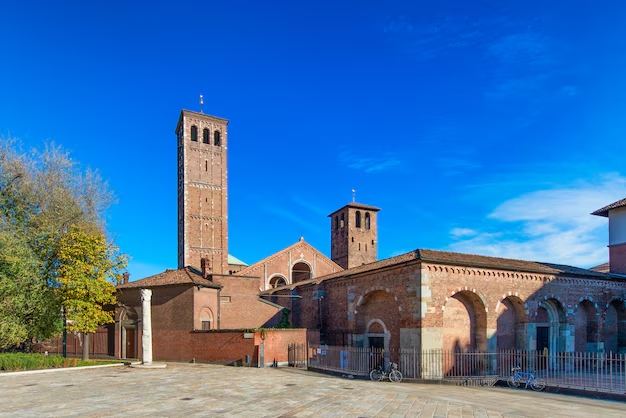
1;363;625;417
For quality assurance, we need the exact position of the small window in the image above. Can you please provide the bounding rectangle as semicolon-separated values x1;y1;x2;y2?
191;125;198;142
365;244;368;252
203;128;210;144
201;320;211;331
351;237;354;243
214;131;221;146
372;240;374;245
359;243;361;250
355;211;361;228
205;160;208;171
334;216;338;230
365;212;371;230
340;213;345;228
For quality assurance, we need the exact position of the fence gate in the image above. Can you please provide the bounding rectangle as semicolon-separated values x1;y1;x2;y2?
288;343;307;368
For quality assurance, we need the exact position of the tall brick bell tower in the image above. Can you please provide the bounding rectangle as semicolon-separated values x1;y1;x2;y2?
176;110;229;275
329;202;380;269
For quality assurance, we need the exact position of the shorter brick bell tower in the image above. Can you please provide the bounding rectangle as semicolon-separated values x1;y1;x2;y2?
592;198;626;275
329;203;380;269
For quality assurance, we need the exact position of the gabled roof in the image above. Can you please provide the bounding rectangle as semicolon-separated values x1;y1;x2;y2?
117;266;222;290
590;262;610;273
262;248;620;293
328;202;381;216
592;198;626;217
237;238;343;277
228;254;248;266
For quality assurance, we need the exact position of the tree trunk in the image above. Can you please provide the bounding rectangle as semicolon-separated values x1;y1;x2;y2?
82;332;90;361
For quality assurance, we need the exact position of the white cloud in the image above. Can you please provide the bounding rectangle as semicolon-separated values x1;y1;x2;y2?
339;151;401;173
448;174;626;267
450;228;478;238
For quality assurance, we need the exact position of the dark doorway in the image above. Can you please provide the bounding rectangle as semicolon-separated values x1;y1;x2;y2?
126;329;136;358
536;327;549;352
369;337;385;370
107;324;115;356
537;326;549;370
369;337;384;349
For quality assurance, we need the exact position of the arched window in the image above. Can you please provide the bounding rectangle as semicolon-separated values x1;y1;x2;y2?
340;213;345;228
202;128;210;144
270;275;287;288
365;212;371;230
214;131;221;146
355;211;361;228
191;125;198;142
334;216;338;230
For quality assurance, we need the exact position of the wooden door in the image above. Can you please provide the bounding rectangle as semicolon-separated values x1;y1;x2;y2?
126;328;135;358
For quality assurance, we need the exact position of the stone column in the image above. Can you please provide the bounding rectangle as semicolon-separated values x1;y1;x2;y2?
141;288;153;365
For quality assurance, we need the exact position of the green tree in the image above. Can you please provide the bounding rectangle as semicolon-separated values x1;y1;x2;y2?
0;231;60;349
0;137;126;352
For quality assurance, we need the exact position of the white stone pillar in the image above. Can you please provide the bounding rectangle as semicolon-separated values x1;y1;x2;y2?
141;288;153;365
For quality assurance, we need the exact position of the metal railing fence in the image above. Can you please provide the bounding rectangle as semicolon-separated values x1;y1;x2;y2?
304;345;626;393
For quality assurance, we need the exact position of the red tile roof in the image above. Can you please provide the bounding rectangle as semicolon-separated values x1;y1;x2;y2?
263;248;620;294
116;267;222;289
589;262;610;273
592;198;626;217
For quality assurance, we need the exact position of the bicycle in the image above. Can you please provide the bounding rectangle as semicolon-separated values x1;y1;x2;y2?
370;362;403;382
507;367;545;391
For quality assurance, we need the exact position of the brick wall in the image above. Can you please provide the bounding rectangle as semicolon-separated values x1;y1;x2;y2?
152;329;308;365
270;260;626;354
217;276;283;328
610;242;626;275
239;241;342;290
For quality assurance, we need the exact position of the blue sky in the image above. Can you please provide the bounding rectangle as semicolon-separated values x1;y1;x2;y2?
2;1;625;280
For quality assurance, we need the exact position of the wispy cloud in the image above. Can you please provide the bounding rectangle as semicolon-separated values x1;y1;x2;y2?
448;174;626;267
383;14;576;102
383;15;511;61
261;203;319;231
450;228;477;238
485;31;559;99
339;151;401;173
291;195;329;217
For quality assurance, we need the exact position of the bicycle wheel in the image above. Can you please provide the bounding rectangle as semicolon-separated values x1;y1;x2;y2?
507;376;520;388
370;369;382;381
530;378;545;391
389;370;403;383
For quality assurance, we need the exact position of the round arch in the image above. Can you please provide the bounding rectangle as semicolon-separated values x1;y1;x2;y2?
198;307;214;330
291;260;312;283
355;289;401;359
605;298;626;353
443;289;488;352
536;298;567;356
118;306;138;359
496;295;527;350
574;299;599;352
268;273;288;289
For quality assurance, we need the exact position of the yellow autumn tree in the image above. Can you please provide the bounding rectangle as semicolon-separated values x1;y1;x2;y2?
57;225;127;358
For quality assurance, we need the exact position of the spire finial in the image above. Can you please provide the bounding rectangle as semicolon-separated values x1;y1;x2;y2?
352;189;356;203
199;94;204;113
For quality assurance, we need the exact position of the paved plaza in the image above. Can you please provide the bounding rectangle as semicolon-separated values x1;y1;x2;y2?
1;363;625;417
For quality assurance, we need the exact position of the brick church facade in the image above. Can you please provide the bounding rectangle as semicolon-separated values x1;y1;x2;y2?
113;109;626;363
